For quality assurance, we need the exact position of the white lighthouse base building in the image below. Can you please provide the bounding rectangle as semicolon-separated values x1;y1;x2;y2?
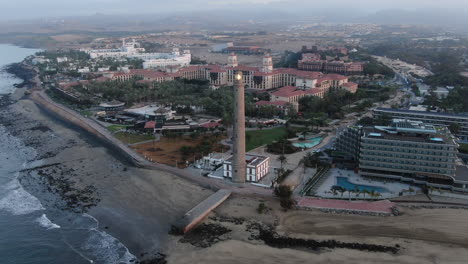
223;154;270;182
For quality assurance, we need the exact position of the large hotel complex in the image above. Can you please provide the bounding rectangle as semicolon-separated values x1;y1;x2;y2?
335;119;468;192
83;39;192;70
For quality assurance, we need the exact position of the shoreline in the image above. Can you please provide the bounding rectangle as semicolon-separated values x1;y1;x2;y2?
1;63;213;262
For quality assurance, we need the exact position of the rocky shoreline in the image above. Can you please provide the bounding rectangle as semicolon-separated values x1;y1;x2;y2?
5;62;36;89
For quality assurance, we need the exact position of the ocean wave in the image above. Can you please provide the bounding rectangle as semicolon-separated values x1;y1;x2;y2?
36;214;61;229
82;228;137;264
0;178;45;215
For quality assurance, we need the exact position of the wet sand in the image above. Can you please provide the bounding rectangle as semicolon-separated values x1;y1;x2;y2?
1;88;213;259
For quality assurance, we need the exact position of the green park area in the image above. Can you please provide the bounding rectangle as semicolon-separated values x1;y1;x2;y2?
114;132;155;144
107;125;131;133
246;127;288;151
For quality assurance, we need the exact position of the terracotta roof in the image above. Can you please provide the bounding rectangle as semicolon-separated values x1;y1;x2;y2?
341;82;358;87
271;86;305;97
200;122;221;128
275;68;322;79
304;88;324;96
324;74;348;81
144;121;156;129
95;77;110;82
255;100;289;106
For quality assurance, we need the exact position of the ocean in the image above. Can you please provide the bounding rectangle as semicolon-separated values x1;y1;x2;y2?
0;44;136;264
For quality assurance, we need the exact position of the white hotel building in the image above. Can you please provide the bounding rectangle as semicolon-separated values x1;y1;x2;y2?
83;39;191;70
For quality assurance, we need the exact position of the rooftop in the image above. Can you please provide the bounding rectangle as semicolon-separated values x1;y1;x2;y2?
363;127;453;145
255;100;289;106
225;154;269;167
375;108;468;119
271;86;305;97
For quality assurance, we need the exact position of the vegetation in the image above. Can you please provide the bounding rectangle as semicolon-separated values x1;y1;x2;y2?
266;138;299;155
301;152;323;168
459;143;468;154
114;132;154;144
245;127;288;151
368;41;468;87
276;168;292;184
179;133;227;161
362;56;395;77
257;202;269;214
107;125;131;132
411;84;421;96
273;185;295;210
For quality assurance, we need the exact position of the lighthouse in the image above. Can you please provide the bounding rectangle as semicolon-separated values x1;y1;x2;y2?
232;71;246;183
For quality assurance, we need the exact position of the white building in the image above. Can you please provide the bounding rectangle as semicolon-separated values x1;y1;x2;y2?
124;105;176;120
56;57;68;63
32;56;50;65
223;154;270;182
84;39;191;70
139;49;191;69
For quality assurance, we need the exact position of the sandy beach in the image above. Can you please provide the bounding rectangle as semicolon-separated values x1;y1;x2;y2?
2;65;468;263
1;83;213;259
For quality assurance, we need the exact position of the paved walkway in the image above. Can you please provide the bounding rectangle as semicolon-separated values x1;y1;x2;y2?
296;197;395;214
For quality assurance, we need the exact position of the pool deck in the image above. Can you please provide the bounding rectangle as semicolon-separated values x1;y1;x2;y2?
314;168;420;199
297;197;395;214
293;136;324;148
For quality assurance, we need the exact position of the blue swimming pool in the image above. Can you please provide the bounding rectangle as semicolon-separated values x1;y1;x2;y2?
293;137;323;148
336;177;389;193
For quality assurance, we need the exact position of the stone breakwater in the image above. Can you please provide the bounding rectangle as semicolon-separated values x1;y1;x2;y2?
247;222;400;254
296;206;401;217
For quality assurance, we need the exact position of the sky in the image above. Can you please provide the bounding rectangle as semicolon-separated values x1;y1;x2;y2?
1;0;468;20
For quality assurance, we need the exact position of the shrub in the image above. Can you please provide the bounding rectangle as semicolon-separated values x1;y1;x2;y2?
257;202;268;214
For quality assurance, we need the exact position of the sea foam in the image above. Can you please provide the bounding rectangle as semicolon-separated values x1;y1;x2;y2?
82;228;137;264
36;214;61;229
0;178;44;215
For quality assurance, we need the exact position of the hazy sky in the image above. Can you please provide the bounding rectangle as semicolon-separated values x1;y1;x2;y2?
2;0;468;20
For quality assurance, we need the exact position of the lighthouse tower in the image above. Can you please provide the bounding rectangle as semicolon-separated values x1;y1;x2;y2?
232;71;246;184
228;53;238;67
262;53;273;73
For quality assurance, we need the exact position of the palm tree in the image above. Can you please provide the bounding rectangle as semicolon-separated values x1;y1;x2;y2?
362;189;369;198
354;186;360;197
278;155;287;170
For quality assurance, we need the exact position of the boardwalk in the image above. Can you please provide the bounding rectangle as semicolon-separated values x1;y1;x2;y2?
173;189;232;233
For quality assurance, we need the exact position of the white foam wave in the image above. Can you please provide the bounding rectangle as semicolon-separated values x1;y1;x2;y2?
36;214;61;229
0;178;44;215
82;228;137;264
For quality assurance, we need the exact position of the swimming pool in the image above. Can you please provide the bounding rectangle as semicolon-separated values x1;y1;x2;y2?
293;137;323;148
336;177;389;193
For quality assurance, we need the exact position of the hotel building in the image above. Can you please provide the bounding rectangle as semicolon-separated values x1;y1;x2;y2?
335;119;468;192
83;39;191;70
373;108;468;142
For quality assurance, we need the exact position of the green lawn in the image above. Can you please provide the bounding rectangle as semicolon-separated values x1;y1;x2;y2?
107;125;131;133
114;132;155;144
246;127;288;151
